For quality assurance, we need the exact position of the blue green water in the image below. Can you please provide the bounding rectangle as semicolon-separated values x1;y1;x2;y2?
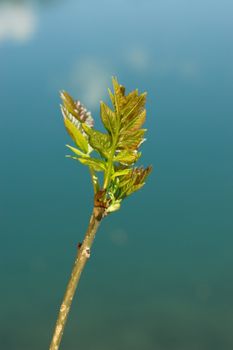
0;0;233;349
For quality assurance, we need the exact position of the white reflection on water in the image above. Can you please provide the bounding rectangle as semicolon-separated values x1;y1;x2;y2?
153;58;201;81
0;3;37;44
125;46;150;72
53;47;200;110
69;57;112;109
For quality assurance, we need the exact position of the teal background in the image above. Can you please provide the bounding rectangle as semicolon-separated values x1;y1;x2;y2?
0;0;233;349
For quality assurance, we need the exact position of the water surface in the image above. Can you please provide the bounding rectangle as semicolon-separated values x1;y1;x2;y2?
0;0;233;349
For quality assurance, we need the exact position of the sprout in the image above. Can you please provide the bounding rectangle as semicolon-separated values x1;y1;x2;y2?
49;78;152;350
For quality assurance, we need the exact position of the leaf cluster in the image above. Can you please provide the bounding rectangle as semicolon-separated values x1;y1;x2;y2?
61;77;152;213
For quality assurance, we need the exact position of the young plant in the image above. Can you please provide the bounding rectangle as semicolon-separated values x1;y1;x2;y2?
49;77;152;350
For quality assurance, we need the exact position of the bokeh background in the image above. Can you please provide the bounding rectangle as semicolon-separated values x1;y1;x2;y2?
0;0;233;349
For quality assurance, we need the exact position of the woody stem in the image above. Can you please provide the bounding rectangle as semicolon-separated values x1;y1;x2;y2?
49;206;104;350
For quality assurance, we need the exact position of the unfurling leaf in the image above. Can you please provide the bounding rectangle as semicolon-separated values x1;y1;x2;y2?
61;77;152;208
107;77;147;153
78;158;106;172
121;109;146;133
114;150;141;165
100;101;119;137
117;166;152;199
60;91;79;118
66;145;89;158
111;168;132;179
117;129;146;150
106;200;121;213
82;124;112;159
63;114;89;153
61;91;94;127
67;156;106;172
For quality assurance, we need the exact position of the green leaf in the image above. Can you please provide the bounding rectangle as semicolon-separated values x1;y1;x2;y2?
82;124;111;159
78;158;106;172
118;176;133;188
66;144;89;158
99;78;149;189
67;155;106;172
121;109;146;133
107;78;147;153
108;88;115;106
114;150;141;165
117;166;152;199
100;101;118;137
111;168;131;179
63;115;89;153
121;92;147;124
61;78;152;207
118;129;146;150
125;183;145;196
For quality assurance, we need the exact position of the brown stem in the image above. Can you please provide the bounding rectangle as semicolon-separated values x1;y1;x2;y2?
49;206;104;350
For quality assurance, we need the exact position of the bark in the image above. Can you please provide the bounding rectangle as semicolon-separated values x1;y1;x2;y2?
49;206;104;350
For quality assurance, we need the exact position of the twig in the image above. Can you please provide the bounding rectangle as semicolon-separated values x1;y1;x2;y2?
49;206;104;350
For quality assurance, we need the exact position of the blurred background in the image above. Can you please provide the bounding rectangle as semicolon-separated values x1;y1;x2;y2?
0;0;233;349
